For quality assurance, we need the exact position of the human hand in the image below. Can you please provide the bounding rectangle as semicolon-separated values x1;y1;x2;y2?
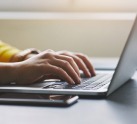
10;48;40;62
11;49;95;77
56;51;96;77
13;50;81;85
12;49;95;85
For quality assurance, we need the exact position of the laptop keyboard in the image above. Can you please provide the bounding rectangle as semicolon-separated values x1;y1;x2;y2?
43;74;112;90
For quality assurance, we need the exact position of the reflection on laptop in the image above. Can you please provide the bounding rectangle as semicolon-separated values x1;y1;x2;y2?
0;14;137;97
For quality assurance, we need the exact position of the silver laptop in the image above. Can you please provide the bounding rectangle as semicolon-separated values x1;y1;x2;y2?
0;14;137;97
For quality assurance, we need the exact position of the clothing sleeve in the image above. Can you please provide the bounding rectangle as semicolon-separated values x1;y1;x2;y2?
0;40;20;62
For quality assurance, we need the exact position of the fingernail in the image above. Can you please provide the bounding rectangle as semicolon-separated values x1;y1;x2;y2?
76;77;81;84
71;80;75;85
91;71;96;76
93;71;96;76
78;78;81;84
88;72;91;77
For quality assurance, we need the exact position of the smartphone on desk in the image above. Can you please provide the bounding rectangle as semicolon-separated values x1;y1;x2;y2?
0;93;79;106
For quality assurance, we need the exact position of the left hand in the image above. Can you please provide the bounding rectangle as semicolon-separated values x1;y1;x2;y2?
11;49;96;83
56;51;96;77
34;50;96;83
10;48;40;62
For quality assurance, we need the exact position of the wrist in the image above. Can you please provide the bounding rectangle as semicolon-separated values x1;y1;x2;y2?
0;62;19;84
8;62;26;85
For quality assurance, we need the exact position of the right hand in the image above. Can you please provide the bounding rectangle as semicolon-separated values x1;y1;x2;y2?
13;50;81;85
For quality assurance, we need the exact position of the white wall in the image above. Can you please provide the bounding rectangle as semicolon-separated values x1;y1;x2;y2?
0;14;134;57
0;0;137;12
0;1;136;57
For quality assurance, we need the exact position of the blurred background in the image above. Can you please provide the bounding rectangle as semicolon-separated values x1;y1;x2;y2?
0;0;137;57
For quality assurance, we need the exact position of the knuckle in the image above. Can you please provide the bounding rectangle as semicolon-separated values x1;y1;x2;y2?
67;57;74;63
83;55;88;60
78;53;88;60
56;67;63;73
76;57;83;63
46;49;54;52
79;53;86;57
45;52;54;58
63;61;70;67
73;55;80;61
60;50;70;55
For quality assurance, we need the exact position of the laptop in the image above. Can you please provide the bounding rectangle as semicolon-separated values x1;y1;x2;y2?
0;14;137;97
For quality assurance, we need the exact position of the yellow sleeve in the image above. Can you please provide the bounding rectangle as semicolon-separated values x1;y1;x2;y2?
0;40;21;62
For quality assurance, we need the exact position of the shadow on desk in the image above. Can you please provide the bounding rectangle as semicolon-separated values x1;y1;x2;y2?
107;79;137;108
80;78;137;108
78;79;137;124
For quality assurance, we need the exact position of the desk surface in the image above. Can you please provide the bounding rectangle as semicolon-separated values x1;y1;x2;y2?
91;57;119;70
0;59;137;124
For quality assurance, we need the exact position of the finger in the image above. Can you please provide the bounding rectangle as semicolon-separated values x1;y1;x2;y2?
55;54;80;77
49;58;80;84
76;54;96;76
44;64;75;85
60;53;91;78
45;49;55;53
28;48;41;54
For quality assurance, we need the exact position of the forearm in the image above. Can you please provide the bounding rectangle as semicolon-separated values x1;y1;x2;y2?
0;40;20;62
0;62;16;85
0;40;40;62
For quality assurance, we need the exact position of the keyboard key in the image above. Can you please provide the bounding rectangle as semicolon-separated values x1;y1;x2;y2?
43;74;112;91
73;74;106;89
